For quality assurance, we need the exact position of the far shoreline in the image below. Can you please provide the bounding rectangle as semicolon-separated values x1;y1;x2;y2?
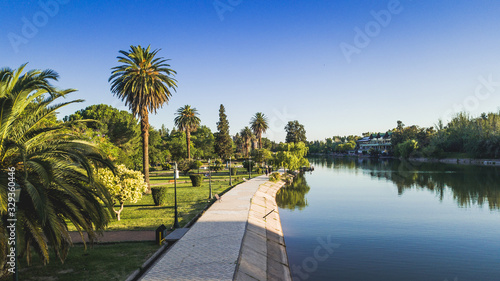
307;153;500;167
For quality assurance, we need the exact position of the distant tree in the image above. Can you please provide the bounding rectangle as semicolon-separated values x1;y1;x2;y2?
64;104;140;147
240;127;253;157
275;142;310;171
109;45;177;190
192;125;215;159
285;120;307;143
159;124;170;138
174;105;201;160
250;112;269;149
167;131;188;162
97;165;148;221
214;104;233;159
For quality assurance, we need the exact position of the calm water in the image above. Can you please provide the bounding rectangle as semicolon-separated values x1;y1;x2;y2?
277;157;500;281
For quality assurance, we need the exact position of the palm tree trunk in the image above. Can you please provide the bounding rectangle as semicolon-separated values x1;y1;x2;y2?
186;129;191;160
258;133;262;149
141;110;150;191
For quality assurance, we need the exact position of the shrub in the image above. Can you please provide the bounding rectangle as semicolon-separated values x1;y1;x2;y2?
189;175;203;187
230;168;237;176
151;187;168;206
162;163;172;170
254;167;263;174
269;172;281;182
242;160;255;170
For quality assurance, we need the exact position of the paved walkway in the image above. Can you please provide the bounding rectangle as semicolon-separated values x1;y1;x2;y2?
140;175;269;281
234;180;291;280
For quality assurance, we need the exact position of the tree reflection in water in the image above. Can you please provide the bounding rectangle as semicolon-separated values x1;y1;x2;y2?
310;157;500;210
276;173;311;210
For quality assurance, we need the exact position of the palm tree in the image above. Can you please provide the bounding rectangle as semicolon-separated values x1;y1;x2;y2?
174;105;200;160
250;112;269;149
240;127;253;157
0;65;114;272
109;45;177;190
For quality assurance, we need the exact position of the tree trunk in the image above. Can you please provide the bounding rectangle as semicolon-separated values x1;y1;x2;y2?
258;134;262;149
114;202;124;221
186;128;191;160
141;109;150;191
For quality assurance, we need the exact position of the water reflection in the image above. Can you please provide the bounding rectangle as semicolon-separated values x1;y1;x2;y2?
276;173;311;210
310;157;500;210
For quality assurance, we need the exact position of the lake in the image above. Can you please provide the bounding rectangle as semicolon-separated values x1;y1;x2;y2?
276;157;500;281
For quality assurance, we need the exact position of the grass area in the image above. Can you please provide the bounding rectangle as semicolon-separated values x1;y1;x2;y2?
68;168;259;231
16;168;263;280
1;242;159;281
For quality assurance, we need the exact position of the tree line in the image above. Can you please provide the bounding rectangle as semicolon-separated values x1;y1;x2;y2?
307;112;500;159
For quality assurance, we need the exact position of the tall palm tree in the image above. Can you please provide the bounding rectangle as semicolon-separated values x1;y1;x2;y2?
0;65;114;272
174;105;200;160
240;127;253;157
250;112;269;149
109;45;177;190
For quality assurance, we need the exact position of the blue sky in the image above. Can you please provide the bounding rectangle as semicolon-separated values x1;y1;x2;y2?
2;0;500;141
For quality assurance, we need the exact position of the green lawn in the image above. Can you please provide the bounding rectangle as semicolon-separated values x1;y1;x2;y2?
4;242;159;281
68;168;258;231
10;168;263;281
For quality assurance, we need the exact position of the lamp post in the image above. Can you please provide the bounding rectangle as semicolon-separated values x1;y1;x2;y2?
208;159;213;199
229;156;232;186
248;155;251;179
173;162;180;229
12;185;21;281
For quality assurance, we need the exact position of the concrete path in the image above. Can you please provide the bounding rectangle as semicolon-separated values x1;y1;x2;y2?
140;175;269;281
234;180;292;281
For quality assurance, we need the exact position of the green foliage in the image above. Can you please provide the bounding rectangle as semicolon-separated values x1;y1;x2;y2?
189;175;203;187
167;131;188;161
192;125;215;159
395;139;419;158
269;172;281;182
109;45;178;190
276;173;310;210
96;165;148;220
151;187;168;206
254;167;263;174
214;104;233;159
275;142;310;171
230;167;238;176
174;105;201;160
285;120;307;143
64;104;140;147
178;160;193;175
251;148;272;164
242;160;255;170
0;64;114;268
240;127;254;157
250;112;269;149
162;163;172;170
335;141;356;153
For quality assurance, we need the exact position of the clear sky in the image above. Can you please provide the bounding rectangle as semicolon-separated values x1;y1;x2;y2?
2;0;500;142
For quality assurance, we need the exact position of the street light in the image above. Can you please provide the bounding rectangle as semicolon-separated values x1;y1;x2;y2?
208;159;213;199
248;155;251;179
173;162;180;229
228;156;232;186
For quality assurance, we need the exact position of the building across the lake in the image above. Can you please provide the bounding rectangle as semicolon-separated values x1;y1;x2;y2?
357;132;392;154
